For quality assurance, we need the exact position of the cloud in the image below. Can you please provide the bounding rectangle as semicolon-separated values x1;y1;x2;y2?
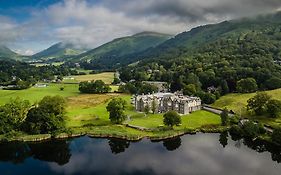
13;49;35;56
48;134;281;175
0;16;22;45
1;0;281;52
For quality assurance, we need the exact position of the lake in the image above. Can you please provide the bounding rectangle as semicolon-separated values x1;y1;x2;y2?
0;133;280;175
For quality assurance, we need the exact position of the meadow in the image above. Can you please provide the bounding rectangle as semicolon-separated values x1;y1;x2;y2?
212;88;281;128
63;72;115;84
0;79;222;140
0;83;79;105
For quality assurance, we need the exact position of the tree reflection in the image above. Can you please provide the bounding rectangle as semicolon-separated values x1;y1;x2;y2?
108;138;130;154
29;140;72;165
0;142;31;164
242;138;281;163
163;137;181;151
219;131;228;148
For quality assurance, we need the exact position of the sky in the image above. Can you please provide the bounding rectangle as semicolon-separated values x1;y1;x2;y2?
0;0;281;55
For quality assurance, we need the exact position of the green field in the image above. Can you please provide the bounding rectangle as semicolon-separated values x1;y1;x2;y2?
212;88;281;114
0;83;222;140
63;72;115;84
128;110;221;130
0;83;79;105
212;88;281;128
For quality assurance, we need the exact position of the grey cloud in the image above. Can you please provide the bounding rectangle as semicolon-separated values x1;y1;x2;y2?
2;0;281;52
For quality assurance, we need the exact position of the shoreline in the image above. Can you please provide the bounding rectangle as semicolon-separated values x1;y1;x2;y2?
0;126;228;143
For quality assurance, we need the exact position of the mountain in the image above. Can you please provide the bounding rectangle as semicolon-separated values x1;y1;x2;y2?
0;45;19;60
119;11;281;94
72;32;172;69
137;12;281;60
32;42;86;61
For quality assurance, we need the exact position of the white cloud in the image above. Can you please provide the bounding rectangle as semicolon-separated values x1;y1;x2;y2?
1;0;281;51
13;49;35;56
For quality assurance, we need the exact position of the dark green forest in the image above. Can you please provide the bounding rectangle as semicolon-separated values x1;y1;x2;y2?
119;12;281;102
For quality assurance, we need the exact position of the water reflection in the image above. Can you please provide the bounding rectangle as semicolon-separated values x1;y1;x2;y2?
0;133;280;175
0;140;71;165
162;137;182;151
108;138;130;154
219;131;228;148
29;140;71;165
0;142;30;164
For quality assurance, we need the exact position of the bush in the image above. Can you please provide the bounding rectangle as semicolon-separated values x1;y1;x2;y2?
242;121;260;138
163;111;181;128
229;115;240;124
229;125;243;137
265;77;281;90
272;128;281;145
247;92;271;115
266;99;281;118
220;108;229;126
236;78;258;93
79;80;111;94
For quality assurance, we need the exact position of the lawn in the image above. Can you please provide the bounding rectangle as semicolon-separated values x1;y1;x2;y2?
66;94;135;128
212;88;281;128
0;83;79;105
63;72;115;84
128;110;221;130
212;88;281;114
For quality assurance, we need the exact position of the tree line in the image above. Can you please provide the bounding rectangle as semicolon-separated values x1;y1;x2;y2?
0;96;66;135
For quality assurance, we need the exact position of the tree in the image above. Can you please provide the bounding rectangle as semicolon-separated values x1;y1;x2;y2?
221;80;229;95
144;105;150;114
265;77;281;90
0;98;30;134
242;121;260;138
236;78;258;93
247;92;271;115
220;108;229;126
272;128;281;145
23;96;66;134
183;84;197;96
106;98;127;124
266;99;281;118
163;111;181;128
151;99;158;114
79;80;111;94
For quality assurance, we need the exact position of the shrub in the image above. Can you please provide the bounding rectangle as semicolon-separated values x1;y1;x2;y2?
272;128;281;145
163;111;181;128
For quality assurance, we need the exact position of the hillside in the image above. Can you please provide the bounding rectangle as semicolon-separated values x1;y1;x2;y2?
0;45;20;60
72;32;172;69
138;12;281;60
120;12;281;98
32;42;86;61
212;89;281;128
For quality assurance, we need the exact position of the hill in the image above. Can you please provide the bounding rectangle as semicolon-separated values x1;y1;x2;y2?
137;12;281;60
0;45;20;60
32;42;86;61
212;89;281;128
119;11;281;95
72;32;172;69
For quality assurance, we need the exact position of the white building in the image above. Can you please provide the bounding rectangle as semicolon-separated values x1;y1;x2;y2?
134;92;201;115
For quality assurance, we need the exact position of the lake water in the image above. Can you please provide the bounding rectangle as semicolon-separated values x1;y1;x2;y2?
0;133;280;175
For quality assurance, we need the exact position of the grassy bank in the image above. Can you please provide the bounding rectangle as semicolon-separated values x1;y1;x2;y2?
212;88;281;128
0;82;224;142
